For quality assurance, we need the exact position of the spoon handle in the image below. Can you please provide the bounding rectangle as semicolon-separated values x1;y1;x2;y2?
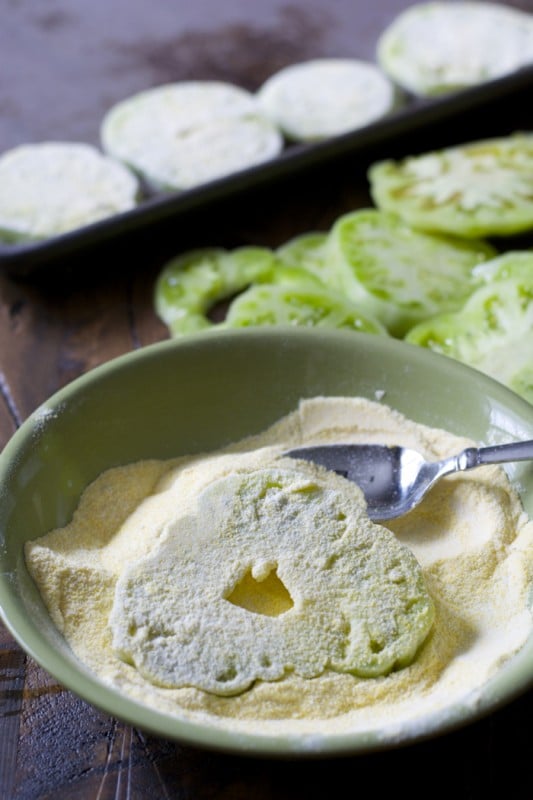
472;439;533;467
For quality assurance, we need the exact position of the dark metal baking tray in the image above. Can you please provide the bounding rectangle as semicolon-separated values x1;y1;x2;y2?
2;65;532;279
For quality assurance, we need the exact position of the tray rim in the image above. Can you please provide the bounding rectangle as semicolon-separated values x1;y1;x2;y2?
1;65;532;276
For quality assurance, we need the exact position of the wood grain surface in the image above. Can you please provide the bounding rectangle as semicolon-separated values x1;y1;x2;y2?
1;1;532;797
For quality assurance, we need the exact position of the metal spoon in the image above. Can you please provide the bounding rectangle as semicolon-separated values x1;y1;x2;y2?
284;439;533;521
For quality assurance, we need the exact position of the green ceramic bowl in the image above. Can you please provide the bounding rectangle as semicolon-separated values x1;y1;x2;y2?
0;328;532;757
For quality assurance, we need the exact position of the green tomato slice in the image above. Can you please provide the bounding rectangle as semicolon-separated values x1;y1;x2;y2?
473;250;533;285
276;231;349;288
327;209;496;336
405;272;533;404
154;246;324;336
276;232;330;277
369;133;533;238
225;283;388;334
154;247;279;336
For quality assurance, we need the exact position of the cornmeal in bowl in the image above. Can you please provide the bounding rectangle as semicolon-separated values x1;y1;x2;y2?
25;397;533;739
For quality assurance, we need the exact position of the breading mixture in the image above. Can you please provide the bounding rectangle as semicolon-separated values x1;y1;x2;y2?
25;397;533;739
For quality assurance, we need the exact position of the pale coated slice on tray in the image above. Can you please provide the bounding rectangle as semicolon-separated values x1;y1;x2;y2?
100;81;283;192
256;58;399;142
377;1;533;97
405;251;533;404
0;142;140;243
326;209;496;336
110;465;435;696
368;133;533;238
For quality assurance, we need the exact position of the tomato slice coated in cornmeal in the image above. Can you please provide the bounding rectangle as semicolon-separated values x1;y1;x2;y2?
101;81;283;192
256;58;400;142
377;2;533;97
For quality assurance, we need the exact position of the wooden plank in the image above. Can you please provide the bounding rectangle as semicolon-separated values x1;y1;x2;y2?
0;272;138;421
0;628;25;800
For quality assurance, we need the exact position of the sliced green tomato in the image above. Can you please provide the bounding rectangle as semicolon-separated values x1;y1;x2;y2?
369;133;533;238
154;247;279;336
225;283;388;335
405;277;533;404
327;209;496;336
154;246;323;336
276;231;347;287
473;250;533;285
276;232;330;276
0;142;139;243
256;58;399;142
101;81;283;192
377;2;533;97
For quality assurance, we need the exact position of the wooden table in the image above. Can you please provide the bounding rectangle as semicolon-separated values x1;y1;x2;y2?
1;2;532;797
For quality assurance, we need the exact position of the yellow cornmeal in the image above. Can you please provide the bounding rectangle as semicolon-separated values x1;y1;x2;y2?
25;397;533;739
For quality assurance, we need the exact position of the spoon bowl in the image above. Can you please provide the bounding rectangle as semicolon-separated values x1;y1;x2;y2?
285;439;533;519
